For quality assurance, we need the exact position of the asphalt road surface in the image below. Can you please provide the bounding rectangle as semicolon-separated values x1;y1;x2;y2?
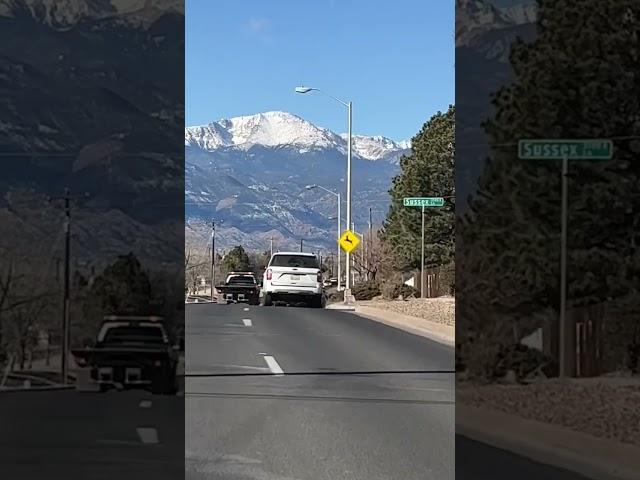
456;436;593;480
0;388;184;480
185;302;455;480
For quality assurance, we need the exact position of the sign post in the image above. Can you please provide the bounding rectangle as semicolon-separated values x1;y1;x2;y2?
421;205;425;298
518;139;613;378
403;197;446;298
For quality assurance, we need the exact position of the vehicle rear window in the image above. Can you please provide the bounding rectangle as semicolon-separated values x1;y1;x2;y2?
270;255;319;268
102;326;165;344
227;275;256;284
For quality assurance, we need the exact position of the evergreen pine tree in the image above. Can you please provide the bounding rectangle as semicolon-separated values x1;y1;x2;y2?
381;105;455;271
459;1;640;328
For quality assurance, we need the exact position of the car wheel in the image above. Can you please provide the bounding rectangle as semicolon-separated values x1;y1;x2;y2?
261;293;273;306
311;295;323;308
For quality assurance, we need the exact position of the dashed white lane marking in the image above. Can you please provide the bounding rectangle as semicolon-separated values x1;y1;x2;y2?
263;355;284;376
243;307;250;311
136;427;159;444
242;318;252;327
139;400;152;408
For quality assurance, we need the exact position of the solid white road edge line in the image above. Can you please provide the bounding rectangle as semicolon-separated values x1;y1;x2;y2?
263;355;284;375
136;427;159;444
242;318;252;327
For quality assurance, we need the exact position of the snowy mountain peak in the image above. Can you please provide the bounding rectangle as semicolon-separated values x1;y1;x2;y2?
186;110;341;151
456;0;537;47
501;3;538;25
186;111;409;162
0;0;184;30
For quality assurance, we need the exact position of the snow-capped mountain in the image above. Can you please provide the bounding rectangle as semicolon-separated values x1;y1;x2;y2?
501;3;538;24
0;0;184;30
185;112;411;252
456;0;537;50
456;0;537;211
0;0;184;268
185;111;408;163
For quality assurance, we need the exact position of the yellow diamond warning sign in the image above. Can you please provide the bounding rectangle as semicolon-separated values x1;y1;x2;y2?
339;229;360;253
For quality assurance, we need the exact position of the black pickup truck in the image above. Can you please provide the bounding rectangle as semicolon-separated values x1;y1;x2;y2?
71;316;180;394
216;272;260;305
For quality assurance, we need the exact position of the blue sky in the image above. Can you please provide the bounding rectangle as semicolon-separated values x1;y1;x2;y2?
186;0;454;142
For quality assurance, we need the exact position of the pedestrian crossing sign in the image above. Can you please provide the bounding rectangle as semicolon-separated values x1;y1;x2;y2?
339;229;360;253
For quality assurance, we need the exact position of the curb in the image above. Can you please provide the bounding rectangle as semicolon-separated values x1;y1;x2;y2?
0;384;75;393
457;405;640;480
325;303;356;311
350;304;454;347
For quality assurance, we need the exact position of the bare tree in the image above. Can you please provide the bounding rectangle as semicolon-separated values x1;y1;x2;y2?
185;248;209;296
0;253;56;371
351;230;395;283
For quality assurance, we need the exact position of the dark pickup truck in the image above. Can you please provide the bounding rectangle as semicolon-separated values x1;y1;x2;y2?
216;272;260;305
71;316;180;394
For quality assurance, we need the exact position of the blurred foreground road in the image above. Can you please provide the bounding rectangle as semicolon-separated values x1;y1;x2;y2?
0;389;184;480
185;302;454;480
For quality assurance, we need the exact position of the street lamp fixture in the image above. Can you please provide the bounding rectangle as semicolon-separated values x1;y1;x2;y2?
295;85;353;303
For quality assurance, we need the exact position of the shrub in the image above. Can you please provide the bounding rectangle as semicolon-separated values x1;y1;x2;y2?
439;262;455;295
380;276;418;300
351;281;381;300
461;337;556;383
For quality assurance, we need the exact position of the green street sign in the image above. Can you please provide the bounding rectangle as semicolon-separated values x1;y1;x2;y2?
518;139;613;160
403;197;445;207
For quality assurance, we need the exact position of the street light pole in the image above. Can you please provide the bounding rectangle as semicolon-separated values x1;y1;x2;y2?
305;184;342;291
337;193;341;291
295;86;353;302
210;220;216;301
345;101;353;299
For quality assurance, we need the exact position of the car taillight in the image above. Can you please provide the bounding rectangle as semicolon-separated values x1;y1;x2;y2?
75;356;87;367
266;269;272;280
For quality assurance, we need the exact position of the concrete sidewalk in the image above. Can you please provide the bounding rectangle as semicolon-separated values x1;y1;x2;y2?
329;302;454;347
457;404;640;480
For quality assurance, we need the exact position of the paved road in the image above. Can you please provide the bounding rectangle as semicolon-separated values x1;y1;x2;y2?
0;387;183;479
185;302;454;480
456;436;592;480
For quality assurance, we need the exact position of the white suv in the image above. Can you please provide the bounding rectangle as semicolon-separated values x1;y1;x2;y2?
261;252;325;308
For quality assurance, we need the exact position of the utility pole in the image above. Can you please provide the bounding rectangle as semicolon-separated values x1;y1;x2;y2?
300;238;303;252
50;188;87;385
270;235;274;257
62;191;71;384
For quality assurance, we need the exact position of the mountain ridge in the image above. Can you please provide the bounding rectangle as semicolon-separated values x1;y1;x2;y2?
186;111;410;163
185;111;410;252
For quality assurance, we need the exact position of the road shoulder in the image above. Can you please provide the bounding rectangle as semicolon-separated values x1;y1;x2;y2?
328;302;454;347
457;404;640;480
